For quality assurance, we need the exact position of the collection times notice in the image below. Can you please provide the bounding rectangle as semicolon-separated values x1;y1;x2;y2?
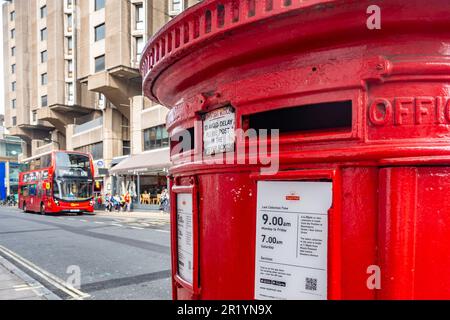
255;181;333;300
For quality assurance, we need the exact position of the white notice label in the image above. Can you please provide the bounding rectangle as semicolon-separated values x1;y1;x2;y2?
177;193;193;284
203;106;235;156
254;181;332;300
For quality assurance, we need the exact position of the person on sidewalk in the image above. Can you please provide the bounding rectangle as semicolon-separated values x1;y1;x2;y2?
159;188;170;212
124;192;132;212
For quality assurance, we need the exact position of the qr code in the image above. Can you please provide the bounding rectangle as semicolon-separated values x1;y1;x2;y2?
305;277;317;291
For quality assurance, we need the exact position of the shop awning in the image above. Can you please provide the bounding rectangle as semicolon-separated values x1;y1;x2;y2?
109;148;171;175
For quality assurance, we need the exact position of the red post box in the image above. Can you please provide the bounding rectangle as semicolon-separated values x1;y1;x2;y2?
141;0;450;300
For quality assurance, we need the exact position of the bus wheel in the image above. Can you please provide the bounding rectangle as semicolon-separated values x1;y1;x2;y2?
40;203;46;215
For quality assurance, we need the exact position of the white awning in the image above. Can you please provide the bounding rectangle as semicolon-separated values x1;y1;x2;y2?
109;148;171;175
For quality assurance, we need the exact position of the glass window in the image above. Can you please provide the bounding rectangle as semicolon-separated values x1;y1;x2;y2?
41;50;48;63
40;28;47;41
41;73;48;85
95;55;105;72
143;125;169;151
40;5;47;18
11;99;16;109
75;142;103;160
123;141;130;156
67;82;74;102
11;64;15;74
41;95;48;107
94;23;105;41
11;47;15;56
135;3;144;30
32;111;37;122
95;0;105;11
12;117;17;126
169;0;184;16
67;14;73;29
67;37;73;54
136;36;144;60
11;29;15;39
66;0;73;9
11;82;16;91
10;11;15;21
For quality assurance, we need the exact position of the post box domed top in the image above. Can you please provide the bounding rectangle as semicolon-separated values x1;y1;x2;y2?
140;0;450;107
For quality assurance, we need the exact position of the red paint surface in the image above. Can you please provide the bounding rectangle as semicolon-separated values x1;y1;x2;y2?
142;0;450;299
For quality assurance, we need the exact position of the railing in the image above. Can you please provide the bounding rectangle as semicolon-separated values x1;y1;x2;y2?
74;116;103;135
140;0;328;80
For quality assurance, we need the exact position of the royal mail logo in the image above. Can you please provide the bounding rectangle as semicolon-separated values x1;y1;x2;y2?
285;192;300;201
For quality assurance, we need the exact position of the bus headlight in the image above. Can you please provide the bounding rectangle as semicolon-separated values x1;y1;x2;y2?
54;200;60;206
89;200;94;206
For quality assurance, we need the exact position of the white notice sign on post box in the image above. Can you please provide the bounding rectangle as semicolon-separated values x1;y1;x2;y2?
177;193;194;284
254;181;332;300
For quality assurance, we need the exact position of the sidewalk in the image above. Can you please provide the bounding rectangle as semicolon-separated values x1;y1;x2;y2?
93;209;170;220
0;256;51;300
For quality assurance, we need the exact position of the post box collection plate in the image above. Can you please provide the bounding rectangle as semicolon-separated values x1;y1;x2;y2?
255;181;332;300
177;193;194;284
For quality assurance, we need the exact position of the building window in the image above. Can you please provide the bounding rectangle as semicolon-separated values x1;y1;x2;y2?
10;11;15;21
11;64;15;74
136;36;144;61
75;142;103;160
67;14;73;31
95;55;105;72
40;28;47;41
41;50;48;63
135;3;144;30
40;5;47;19
67;36;73;54
12;117;17;126
66;0;73;9
169;0;184;16
41;95;48;107
11;29;15;39
32;111;37;122
11;81;16;91
11;47;15;57
67;60;74;77
67;82;74;102
123;141;131;156
41;73;48;85
11;99;16;109
143;125;169;151
94;23;105;41
95;0;105;11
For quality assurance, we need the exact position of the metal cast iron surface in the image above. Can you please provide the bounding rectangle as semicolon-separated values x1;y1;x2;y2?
142;0;450;299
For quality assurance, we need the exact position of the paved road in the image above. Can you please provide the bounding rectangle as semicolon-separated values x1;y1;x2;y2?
0;206;172;300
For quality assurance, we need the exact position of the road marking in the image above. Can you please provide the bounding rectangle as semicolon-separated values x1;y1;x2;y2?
0;244;90;300
94;222;105;225
79;220;88;222
155;230;170;233
111;224;123;228
130;227;144;230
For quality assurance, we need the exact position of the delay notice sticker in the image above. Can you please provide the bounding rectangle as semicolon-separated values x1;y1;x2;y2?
203;106;235;156
254;181;333;300
177;193;194;284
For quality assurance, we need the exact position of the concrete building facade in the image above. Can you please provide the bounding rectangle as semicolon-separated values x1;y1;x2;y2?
3;0;201;202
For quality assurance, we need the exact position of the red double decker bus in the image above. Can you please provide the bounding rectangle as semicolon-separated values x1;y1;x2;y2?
19;151;95;215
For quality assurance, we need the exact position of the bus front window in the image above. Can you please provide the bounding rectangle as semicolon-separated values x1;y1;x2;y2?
54;152;93;201
53;179;93;201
